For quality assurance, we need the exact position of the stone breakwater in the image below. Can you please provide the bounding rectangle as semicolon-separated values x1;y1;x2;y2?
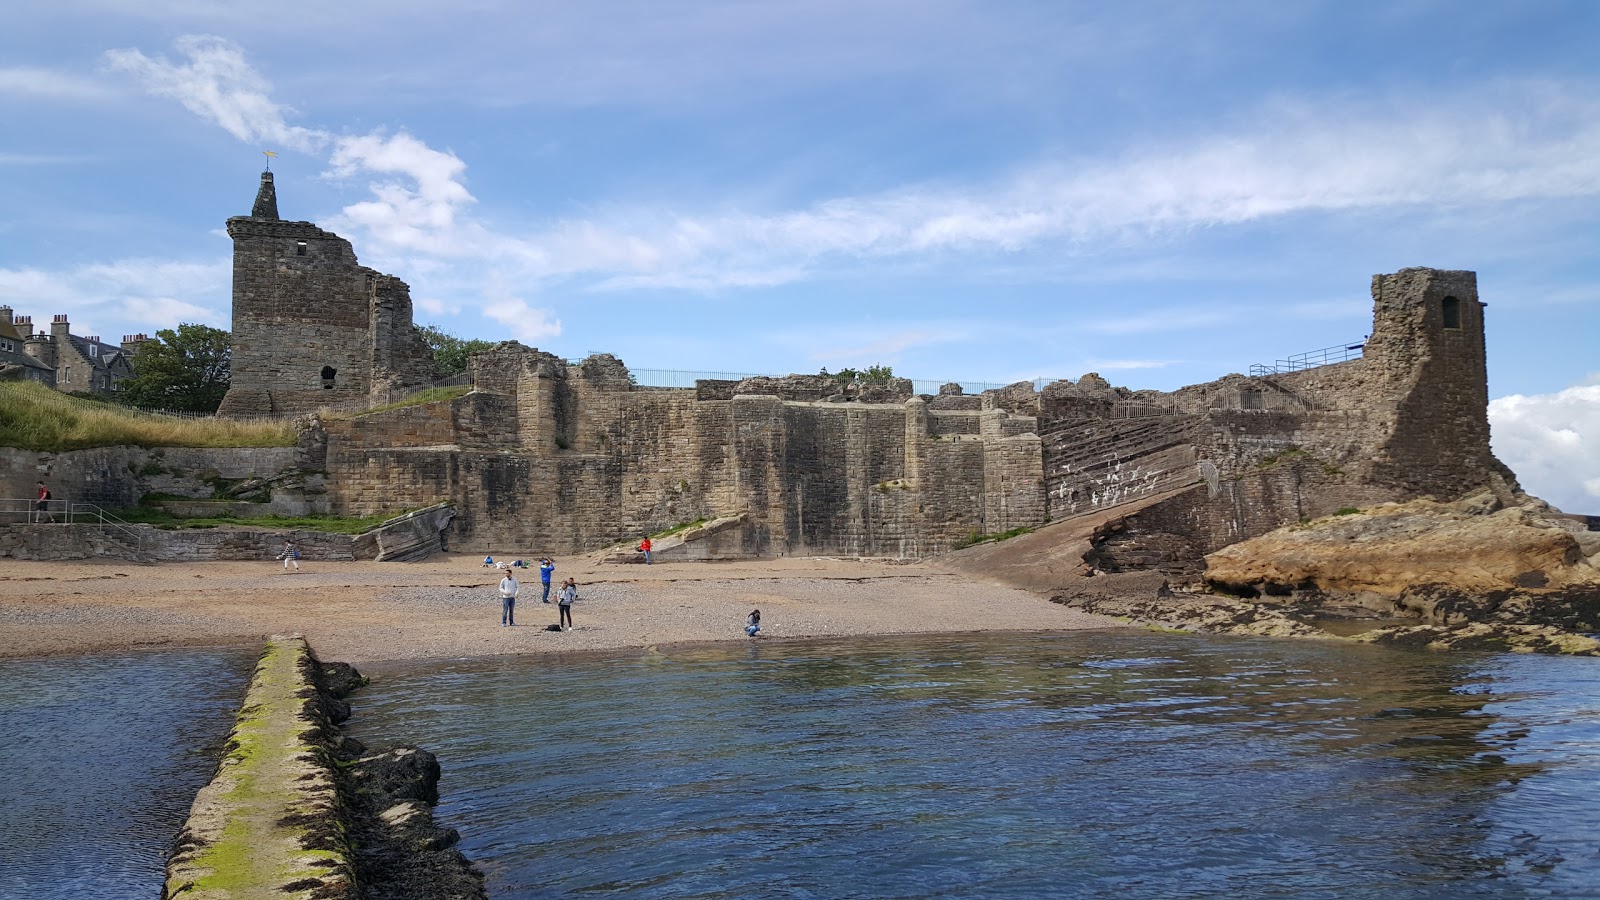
162;635;483;900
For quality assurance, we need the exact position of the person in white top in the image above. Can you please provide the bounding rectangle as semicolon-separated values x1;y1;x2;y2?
499;571;520;627
557;578;577;631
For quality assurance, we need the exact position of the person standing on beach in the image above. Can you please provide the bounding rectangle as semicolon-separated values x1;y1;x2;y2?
745;609;762;637
557;578;576;630
280;540;300;573
499;570;520;627
34;482;53;524
539;558;555;603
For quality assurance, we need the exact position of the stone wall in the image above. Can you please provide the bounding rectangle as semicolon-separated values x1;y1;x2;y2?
1;446;302;514
317;352;1049;557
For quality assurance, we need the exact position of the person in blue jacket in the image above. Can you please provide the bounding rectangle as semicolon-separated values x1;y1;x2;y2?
539;558;555;603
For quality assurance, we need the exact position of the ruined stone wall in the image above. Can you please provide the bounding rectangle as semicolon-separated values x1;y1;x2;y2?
219;173;436;417
315;356;1047;556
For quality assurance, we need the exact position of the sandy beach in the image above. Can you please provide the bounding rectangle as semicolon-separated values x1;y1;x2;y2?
0;553;1123;664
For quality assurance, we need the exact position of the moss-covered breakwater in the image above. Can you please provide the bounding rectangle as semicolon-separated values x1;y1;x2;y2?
163;636;483;900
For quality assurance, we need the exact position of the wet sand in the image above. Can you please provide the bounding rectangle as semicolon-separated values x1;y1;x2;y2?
0;554;1124;664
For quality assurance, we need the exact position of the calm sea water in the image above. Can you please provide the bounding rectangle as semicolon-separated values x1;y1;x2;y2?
0;647;255;899
348;632;1600;899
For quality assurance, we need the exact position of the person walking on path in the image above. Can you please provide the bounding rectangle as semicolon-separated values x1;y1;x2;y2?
499;570;520;627
34;482;53;524
745;609;762;637
557;578;577;630
639;536;652;565
539;558;555;603
280;540;300;573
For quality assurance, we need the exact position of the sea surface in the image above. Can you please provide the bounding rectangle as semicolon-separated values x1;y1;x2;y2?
5;633;1599;899
0;646;255;899
348;632;1600;899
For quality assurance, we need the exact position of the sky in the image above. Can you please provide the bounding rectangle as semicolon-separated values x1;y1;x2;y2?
1;1;1597;512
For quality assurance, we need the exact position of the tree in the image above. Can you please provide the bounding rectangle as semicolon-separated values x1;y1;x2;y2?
118;324;231;413
420;324;495;376
819;364;893;385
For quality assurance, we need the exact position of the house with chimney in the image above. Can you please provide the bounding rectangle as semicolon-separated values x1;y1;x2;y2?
0;307;145;395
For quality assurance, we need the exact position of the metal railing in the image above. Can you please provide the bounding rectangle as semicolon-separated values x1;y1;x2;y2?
615;367;1067;397
2;497;143;535
1249;340;1366;377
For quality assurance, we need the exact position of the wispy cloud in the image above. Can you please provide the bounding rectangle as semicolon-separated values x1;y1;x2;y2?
0;258;228;335
0;66;112;101
105;36;323;151
110;36;1600;321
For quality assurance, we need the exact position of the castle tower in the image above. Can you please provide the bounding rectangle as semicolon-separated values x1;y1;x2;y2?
217;171;437;417
1362;267;1504;499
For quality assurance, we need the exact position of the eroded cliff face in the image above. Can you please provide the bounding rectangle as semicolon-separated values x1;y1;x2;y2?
1204;494;1600;632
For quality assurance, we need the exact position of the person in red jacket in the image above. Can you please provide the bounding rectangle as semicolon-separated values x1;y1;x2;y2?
638;536;652;565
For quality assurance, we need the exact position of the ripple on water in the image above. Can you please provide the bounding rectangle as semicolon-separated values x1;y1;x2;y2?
344;632;1600;899
0;647;255;898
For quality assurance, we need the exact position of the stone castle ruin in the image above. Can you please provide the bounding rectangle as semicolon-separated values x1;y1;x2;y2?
32;173;1507;570
216;172;438;416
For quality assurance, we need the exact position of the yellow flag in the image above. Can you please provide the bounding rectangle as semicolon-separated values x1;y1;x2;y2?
263;150;278;157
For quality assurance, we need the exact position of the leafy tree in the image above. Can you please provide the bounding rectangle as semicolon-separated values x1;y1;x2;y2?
118;324;231;413
420;324;495;376
819;364;893;384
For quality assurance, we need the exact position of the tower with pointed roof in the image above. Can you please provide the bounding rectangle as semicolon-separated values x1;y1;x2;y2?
217;170;437;417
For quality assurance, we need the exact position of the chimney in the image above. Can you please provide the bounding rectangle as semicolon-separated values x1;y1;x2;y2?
51;314;70;340
121;333;151;353
0;306;11;326
15;315;32;337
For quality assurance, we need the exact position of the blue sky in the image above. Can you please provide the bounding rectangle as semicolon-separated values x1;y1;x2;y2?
2;1;1597;511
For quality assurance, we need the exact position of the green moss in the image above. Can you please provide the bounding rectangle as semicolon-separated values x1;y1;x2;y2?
954;525;1036;549
653;517;709;538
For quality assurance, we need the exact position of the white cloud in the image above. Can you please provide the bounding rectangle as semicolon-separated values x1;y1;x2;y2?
1489;378;1600;514
480;297;562;346
0;66;112;101
104;36;324;152
111;35;1600;328
0;258;229;338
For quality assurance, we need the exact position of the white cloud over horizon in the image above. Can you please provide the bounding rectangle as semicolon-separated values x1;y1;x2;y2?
1490;378;1600;514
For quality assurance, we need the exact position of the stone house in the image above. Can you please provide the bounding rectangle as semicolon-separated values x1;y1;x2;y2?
0;307;143;395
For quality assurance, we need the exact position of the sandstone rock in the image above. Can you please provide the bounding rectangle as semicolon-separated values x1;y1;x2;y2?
1356;622;1600;656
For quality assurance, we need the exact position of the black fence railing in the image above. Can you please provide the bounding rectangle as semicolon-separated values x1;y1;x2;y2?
1250;340;1366;377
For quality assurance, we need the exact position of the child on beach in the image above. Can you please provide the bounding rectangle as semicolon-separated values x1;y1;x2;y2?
279;540;300;573
746;609;761;637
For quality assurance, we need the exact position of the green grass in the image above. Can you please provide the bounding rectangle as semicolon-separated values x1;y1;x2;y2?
0;381;294;450
327;385;470;419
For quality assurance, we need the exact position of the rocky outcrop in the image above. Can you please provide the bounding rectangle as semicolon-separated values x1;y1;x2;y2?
1050;574;1326;639
1204;493;1600;633
1356;622;1600;656
354;502;456;562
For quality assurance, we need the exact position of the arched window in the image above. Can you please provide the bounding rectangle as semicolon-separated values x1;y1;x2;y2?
1441;296;1461;330
321;366;337;389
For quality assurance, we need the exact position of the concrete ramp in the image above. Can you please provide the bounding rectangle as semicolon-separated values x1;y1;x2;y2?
595;513;749;564
936;486;1198;594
